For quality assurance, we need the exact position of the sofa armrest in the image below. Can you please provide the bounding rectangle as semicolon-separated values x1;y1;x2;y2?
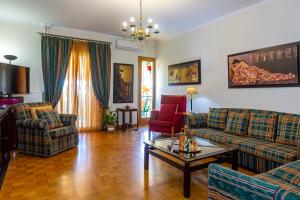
208;164;280;200
150;110;160;120
16;119;48;130
59;114;77;126
185;112;208;129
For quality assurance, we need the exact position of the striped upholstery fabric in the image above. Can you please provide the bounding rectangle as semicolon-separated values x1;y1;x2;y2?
267;160;300;187
13;102;78;157
224;111;249;135
208;164;280;200
276;114;300;146
185;112;208;129
256;173;300;194
207;108;228;130
208;163;300;200
248;112;278;142
36;109;63;129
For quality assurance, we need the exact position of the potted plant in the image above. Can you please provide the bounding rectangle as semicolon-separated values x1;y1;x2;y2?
103;110;117;132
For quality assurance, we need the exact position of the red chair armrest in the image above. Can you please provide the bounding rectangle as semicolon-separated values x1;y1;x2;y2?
150;110;160;120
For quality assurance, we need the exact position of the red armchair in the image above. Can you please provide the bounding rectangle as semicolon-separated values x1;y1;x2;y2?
149;95;186;137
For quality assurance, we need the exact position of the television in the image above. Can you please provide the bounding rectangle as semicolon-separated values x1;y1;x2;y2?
0;63;30;94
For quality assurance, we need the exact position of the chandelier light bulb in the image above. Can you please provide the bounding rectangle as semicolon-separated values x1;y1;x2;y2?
148;18;153;24
123;22;128;28
154;24;159;29
130;17;135;23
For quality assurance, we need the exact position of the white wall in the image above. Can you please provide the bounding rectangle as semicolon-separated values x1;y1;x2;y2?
0;20;156;111
156;0;300;114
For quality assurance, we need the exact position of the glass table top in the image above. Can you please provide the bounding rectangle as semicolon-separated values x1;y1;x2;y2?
144;137;236;162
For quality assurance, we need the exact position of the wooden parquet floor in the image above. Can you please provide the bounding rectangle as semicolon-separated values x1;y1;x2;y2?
0;127;256;200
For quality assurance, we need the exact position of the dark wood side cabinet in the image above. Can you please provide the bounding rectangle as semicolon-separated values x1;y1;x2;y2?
0;107;10;189
0;96;23;149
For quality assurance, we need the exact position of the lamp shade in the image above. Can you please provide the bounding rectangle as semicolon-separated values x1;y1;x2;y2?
186;87;198;95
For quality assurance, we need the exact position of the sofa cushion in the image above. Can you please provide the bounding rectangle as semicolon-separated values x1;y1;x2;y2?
149;120;172;128
49;126;77;139
276;114;300;146
237;138;297;164
186;113;208;129
266;160;300;188
189;128;247;147
207;108;228;130
15;105;32;120
255;173;300;194
225;111;250;135
30;105;53;119
158;104;177;121
248;112;277;142
36;109;63;129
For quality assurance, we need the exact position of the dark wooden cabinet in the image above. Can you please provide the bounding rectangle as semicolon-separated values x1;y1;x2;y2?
0;107;10;189
0;96;23;149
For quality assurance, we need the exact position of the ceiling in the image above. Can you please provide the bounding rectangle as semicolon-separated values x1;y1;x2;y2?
0;0;264;40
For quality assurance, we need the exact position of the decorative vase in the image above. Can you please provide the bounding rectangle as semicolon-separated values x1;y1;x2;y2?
107;125;115;132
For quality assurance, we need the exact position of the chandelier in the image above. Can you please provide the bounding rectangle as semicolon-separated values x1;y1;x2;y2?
121;0;160;41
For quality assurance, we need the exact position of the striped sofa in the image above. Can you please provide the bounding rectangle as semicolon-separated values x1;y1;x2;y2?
186;108;300;173
12;102;79;157
208;162;300;199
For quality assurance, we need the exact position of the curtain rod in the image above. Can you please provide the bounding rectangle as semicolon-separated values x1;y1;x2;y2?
38;32;112;45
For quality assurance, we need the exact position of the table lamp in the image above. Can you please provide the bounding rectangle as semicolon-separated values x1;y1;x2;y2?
186;86;198;111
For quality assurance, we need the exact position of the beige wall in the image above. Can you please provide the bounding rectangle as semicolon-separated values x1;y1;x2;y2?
156;0;300;114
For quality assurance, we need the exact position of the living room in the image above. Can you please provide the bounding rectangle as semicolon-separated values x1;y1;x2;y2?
1;0;300;199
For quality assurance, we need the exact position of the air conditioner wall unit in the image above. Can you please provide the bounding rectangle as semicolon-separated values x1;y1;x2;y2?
115;39;140;51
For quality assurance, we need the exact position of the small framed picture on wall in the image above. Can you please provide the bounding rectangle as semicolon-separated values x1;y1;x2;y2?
113;63;134;103
168;60;201;86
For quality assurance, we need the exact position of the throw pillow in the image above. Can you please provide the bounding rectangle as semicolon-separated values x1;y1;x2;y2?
36;109;63;129
30;105;53;119
248;112;277;142
158;104;178;121
276;114;300;146
224;111;250;135
207;108;228;130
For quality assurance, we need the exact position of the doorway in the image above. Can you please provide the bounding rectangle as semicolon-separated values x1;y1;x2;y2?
138;56;156;125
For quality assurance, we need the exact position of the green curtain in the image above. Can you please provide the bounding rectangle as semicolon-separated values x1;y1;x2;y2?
88;42;111;108
41;35;73;107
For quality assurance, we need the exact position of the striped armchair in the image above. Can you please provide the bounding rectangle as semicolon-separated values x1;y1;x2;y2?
12;102;79;157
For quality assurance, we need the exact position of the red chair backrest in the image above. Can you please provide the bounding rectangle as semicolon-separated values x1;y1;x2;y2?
161;95;186;113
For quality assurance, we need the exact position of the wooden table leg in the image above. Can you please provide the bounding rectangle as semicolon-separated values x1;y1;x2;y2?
183;164;191;198
232;150;238;171
144;144;149;170
122;111;126;131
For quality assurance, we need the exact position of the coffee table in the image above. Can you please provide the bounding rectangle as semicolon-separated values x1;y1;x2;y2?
144;137;238;198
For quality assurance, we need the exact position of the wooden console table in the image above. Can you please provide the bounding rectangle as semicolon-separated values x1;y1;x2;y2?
116;107;139;131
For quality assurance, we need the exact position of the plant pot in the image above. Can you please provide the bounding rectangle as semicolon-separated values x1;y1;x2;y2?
107;125;115;132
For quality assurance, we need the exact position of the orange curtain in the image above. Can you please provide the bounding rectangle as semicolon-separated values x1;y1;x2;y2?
56;41;103;131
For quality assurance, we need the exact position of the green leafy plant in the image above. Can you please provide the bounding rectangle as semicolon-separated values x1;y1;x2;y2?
103;110;117;129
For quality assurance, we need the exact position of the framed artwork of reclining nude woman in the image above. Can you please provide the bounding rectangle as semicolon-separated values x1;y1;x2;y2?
228;42;300;88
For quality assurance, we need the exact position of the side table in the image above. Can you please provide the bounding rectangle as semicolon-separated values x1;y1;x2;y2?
116;107;139;131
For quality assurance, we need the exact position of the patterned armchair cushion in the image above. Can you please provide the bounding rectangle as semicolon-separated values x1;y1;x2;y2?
208;164;280;200
256;172;300;194
207;108;228;130
248;112;278;142
225;111;250;135
266;160;300;187
237;138;297;164
185;112;208;129
276;114;300;146
36;110;63;129
49;126;77;139
30;105;53;119
15;106;32;120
